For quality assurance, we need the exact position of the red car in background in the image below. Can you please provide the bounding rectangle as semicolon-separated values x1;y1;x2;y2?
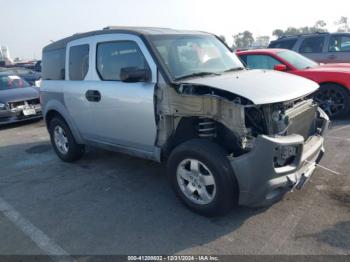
237;49;350;117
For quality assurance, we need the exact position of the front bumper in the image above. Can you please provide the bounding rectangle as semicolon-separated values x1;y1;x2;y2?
0;105;42;125
230;114;329;207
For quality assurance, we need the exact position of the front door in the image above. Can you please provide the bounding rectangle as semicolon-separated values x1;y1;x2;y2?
87;34;158;153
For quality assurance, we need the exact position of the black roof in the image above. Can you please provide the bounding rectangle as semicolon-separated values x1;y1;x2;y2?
275;32;329;40
274;31;350;41
43;26;209;52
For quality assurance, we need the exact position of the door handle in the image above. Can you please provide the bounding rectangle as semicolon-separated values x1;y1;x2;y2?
328;54;336;59
85;90;101;102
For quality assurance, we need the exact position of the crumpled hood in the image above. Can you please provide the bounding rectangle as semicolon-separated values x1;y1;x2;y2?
182;69;319;105
0;87;39;103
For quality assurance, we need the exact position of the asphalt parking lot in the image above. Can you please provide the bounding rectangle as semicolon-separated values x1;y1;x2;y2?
0;119;349;257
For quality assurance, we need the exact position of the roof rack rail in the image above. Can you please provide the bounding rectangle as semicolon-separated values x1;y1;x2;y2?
278;31;329;40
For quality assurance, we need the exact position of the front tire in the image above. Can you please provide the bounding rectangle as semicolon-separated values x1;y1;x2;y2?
315;84;350;118
49;117;85;162
167;139;238;217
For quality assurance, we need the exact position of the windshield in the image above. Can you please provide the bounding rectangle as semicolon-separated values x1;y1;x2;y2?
277;50;318;69
0;74;31;90
149;34;244;80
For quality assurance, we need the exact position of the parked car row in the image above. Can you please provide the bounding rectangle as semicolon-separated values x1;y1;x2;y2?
6;60;42;72
0;69;42;125
0;67;41;85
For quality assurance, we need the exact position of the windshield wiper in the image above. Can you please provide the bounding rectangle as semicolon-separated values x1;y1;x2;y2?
223;67;246;73
174;72;221;81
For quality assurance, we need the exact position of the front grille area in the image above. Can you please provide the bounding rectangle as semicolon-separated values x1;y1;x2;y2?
286;102;317;141
27;98;40;105
9;101;25;109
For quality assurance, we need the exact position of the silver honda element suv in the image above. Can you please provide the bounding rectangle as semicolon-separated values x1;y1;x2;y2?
41;27;329;216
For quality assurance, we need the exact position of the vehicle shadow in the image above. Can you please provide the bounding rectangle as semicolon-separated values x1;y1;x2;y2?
0;140;267;255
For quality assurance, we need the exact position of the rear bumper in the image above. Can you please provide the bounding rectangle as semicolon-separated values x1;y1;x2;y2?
230;112;329;207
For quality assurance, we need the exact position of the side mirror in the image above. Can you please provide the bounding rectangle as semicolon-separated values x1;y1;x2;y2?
274;64;288;72
120;67;151;83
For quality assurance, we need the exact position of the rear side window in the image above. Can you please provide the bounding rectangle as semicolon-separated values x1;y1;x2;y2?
269;39;297;50
42;48;66;80
299;37;325;53
96;41;148;81
69;44;89;80
329;35;350;52
240;54;281;70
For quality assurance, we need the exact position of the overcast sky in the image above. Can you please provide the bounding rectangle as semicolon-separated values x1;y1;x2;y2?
0;0;349;59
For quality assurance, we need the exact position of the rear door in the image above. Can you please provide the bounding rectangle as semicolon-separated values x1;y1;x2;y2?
63;39;93;139
87;34;158;154
326;34;350;63
297;36;327;63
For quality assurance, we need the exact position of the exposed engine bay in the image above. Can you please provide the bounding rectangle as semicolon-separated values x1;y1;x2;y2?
155;73;322;159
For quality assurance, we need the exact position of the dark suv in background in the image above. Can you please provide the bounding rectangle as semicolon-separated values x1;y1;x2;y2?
268;32;350;63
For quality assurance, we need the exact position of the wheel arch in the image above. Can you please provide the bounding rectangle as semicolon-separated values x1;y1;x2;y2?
162;116;242;160
319;82;350;94
44;102;84;144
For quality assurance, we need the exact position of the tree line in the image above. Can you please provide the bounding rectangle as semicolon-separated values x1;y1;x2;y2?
219;16;350;50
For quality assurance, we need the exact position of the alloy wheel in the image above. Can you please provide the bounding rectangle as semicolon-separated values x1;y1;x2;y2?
54;125;69;155
315;88;346;117
176;159;216;205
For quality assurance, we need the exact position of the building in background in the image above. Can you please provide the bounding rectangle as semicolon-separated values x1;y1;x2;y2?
0;46;13;65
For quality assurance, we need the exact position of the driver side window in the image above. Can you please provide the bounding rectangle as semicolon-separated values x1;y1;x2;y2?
96;41;148;81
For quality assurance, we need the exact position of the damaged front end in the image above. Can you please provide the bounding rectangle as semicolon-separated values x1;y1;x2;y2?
243;96;327;152
231;97;329;207
155;72;329;207
155;74;254;157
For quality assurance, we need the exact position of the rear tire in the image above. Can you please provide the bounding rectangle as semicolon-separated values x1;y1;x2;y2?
315;83;350;118
49;117;85;162
167;139;238;217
